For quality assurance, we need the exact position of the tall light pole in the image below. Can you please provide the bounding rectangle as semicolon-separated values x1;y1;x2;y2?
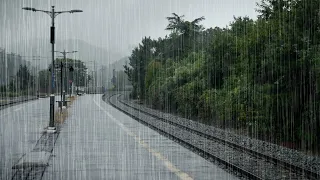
55;50;77;105
22;6;82;133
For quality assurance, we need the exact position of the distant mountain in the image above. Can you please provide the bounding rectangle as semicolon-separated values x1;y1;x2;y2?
56;39;123;70
96;56;130;88
110;56;130;71
102;56;129;81
7;38;124;70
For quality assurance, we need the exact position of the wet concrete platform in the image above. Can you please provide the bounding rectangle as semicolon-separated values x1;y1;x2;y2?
12;151;50;169
0;97;52;179
42;94;238;180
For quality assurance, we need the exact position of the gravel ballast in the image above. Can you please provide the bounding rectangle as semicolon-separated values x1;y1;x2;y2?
104;93;317;179
116;94;320;178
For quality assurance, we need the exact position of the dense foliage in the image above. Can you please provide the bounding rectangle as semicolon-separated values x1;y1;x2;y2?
49;58;88;87
7;65;35;95
124;0;320;152
38;69;50;93
112;70;131;91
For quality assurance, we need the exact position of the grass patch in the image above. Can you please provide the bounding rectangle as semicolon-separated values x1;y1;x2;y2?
54;96;77;124
67;96;76;107
54;108;68;124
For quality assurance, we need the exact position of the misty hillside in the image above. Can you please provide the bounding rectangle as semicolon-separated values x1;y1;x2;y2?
101;56;129;81
109;56;129;71
96;56;130;88
106;56;130;78
56;39;123;69
7;38;124;70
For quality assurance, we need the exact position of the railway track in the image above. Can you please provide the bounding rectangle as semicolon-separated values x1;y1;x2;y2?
106;93;319;180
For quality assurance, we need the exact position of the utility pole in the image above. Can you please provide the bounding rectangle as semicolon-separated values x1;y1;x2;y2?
72;59;75;96
50;6;55;132
55;50;77;105
22;6;82;133
60;61;63;110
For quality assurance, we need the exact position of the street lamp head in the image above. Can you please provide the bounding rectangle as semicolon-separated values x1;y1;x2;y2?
22;7;37;12
72;51;78;53
70;10;83;13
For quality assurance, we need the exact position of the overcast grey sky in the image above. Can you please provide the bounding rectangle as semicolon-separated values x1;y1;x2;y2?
0;0;260;57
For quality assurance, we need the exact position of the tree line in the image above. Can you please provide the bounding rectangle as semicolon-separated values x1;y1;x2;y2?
0;58;89;97
124;0;320;153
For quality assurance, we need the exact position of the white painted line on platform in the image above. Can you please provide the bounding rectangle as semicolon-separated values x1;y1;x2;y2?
93;98;194;180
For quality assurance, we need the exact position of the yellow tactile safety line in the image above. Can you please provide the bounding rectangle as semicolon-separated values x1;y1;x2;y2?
94;99;194;180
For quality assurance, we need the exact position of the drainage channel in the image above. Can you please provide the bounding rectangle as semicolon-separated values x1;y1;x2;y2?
11;126;61;180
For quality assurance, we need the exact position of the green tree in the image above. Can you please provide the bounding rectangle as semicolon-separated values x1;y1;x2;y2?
114;70;130;90
125;7;320;152
38;69;50;93
16;64;34;92
165;13;205;55
124;37;155;99
49;58;88;88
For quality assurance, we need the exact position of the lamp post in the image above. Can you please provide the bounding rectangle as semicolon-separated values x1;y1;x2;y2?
22;6;82;133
